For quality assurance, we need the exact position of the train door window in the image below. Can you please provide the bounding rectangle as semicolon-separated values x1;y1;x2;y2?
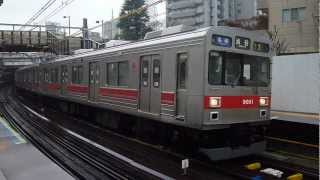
72;65;83;84
55;68;59;83
44;69;49;83
50;68;58;83
177;53;188;89
141;60;149;87
118;61;129;86
72;66;77;84
50;69;54;83
153;59;160;88
107;63;118;86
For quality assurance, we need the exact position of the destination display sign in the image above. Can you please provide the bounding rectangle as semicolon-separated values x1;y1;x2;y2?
253;42;270;53
212;34;232;47
235;36;250;50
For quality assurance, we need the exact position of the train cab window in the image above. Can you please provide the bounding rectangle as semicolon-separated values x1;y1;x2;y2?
118;61;129;86
208;52;223;85
107;63;118;86
153;59;160;88
208;51;270;87
177;53;188;89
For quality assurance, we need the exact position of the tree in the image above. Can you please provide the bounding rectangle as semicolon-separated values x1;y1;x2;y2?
118;0;152;40
267;26;288;55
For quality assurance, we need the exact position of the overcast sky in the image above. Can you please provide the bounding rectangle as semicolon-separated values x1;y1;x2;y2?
0;0;165;33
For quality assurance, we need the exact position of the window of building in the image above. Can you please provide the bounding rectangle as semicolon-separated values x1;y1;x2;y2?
282;7;305;23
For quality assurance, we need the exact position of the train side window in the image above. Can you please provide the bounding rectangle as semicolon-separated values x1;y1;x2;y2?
107;63;118;86
177;53;188;89
153;59;160;88
77;65;83;84
118;61;129;86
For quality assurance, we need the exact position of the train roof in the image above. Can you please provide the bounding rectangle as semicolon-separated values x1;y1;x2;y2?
46;27;210;64
21;26;271;68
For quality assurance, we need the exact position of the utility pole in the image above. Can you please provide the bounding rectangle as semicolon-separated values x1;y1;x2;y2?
111;9;113;40
63;16;71;36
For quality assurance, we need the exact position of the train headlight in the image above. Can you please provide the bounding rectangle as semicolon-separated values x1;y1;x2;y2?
259;97;269;106
209;97;221;108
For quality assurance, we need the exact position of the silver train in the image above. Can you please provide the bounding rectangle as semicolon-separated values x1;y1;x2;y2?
15;26;272;160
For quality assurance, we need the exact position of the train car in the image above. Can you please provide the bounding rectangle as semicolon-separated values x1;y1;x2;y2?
15;25;273;160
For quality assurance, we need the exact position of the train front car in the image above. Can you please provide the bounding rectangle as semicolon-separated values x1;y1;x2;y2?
200;27;272;160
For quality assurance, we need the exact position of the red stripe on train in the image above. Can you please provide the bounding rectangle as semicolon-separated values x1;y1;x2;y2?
67;85;88;94
47;83;61;90
161;92;175;105
99;87;138;100
204;96;271;109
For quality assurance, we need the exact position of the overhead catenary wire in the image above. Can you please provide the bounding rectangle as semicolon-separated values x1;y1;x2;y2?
70;0;166;37
39;0;76;24
30;0;76;31
20;0;58;30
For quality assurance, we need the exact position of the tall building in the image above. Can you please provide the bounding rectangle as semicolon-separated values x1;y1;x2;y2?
45;21;62;34
166;0;257;28
102;20;121;40
258;0;319;54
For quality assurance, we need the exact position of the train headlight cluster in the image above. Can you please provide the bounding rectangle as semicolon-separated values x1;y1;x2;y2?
259;97;269;106
209;97;221;108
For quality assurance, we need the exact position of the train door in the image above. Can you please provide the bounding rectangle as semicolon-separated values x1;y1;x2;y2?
176;53;188;119
60;65;68;95
89;62;100;101
139;55;161;114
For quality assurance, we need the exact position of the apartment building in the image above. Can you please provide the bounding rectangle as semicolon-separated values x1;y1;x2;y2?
259;0;319;54
166;0;257;28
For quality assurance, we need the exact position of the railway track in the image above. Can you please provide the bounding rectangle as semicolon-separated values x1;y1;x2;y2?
0;86;167;180
1;85;319;180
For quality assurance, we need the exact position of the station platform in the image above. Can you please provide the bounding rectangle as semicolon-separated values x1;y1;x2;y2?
0;116;73;180
271;111;319;125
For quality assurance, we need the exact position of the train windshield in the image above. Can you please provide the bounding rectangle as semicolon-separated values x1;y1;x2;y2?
208;51;270;87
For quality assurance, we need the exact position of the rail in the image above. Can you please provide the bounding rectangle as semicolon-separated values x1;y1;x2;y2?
0;86;165;180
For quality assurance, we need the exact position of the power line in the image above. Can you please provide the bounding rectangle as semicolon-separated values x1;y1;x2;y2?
20;0;57;30
30;0;76;31
39;0;76;24
70;0;166;37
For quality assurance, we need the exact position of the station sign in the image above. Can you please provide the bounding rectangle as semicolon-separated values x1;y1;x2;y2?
235;36;250;50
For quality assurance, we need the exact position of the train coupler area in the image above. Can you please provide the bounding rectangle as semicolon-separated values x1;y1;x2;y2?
198;124;267;161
